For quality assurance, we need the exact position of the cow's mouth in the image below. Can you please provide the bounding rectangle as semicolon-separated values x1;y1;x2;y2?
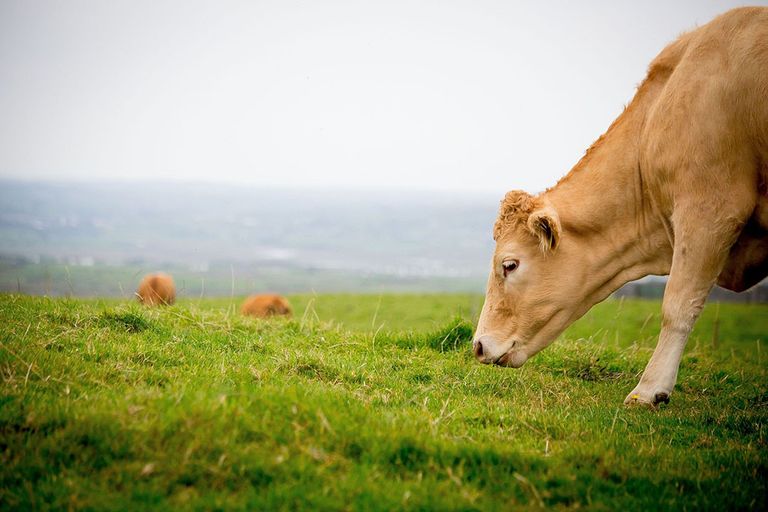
493;348;527;368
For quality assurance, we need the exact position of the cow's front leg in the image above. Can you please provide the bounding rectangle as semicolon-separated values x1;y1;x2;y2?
624;213;742;406
623;289;703;406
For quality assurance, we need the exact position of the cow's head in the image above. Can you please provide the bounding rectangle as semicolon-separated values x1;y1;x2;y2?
474;190;584;367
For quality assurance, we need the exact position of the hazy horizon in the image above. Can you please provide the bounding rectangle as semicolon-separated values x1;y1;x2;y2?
0;180;499;295
0;176;504;195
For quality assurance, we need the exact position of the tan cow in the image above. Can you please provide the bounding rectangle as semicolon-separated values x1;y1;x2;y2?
474;7;768;406
241;294;292;318
136;273;176;306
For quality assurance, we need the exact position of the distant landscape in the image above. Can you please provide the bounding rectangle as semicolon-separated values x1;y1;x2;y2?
0;180;498;296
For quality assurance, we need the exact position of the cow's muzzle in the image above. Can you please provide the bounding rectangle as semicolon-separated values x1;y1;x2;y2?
473;335;527;367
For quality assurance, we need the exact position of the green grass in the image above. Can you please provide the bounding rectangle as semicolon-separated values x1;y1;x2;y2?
1;294;766;510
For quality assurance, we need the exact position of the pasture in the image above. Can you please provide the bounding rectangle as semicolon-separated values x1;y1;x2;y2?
1;294;766;510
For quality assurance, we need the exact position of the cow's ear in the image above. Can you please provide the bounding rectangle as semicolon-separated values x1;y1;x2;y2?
527;205;561;253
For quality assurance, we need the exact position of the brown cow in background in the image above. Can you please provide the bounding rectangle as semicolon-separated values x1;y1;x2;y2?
136;273;176;306
241;294;292;318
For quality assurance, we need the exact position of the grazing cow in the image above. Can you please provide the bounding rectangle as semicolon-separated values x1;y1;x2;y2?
241;294;292;318
473;7;768;406
136;273;176;306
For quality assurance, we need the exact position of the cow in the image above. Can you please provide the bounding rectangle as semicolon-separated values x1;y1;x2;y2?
473;7;768;406
136;273;176;306
241;294;293;318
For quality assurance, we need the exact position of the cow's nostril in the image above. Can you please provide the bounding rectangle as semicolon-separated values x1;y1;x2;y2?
474;340;484;357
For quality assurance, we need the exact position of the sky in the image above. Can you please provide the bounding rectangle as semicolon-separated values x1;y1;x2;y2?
0;0;759;193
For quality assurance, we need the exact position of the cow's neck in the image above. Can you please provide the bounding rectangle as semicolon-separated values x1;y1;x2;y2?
544;102;673;320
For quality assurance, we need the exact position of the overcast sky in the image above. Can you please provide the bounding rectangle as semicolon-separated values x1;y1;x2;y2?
0;0;759;193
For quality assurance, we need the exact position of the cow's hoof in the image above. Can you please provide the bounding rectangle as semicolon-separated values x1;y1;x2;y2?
624;389;671;407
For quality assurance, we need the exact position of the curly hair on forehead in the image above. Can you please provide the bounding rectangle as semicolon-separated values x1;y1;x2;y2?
493;190;538;240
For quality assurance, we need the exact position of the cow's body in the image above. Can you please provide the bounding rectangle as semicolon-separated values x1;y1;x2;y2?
136;273;176;306
474;7;768;405
241;294;292;318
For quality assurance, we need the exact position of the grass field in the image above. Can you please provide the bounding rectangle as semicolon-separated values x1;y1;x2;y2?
1;294;766;510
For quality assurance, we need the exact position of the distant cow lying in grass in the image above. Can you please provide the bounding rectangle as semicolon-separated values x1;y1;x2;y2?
472;7;768;406
241;294;292;318
136;273;176;306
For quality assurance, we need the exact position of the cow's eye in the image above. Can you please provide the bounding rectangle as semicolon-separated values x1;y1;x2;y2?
502;259;519;278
